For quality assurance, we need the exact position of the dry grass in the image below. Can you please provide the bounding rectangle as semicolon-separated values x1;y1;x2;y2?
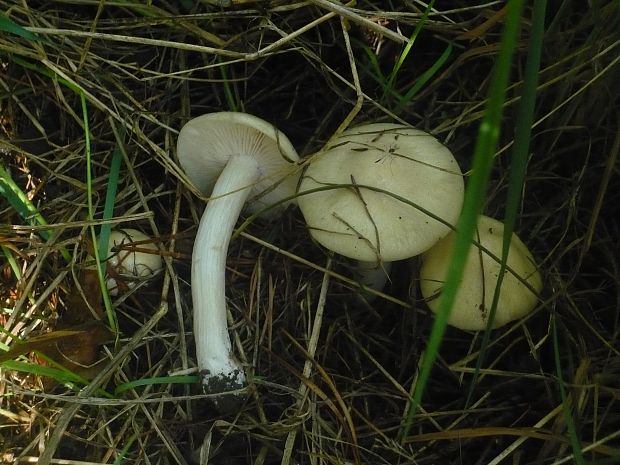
1;1;619;464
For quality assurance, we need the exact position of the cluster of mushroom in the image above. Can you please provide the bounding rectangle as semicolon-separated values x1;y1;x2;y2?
297;123;542;331
175;113;543;395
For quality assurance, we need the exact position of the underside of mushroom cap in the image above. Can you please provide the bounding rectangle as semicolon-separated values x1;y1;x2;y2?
177;112;300;213
419;215;543;330
298;123;464;262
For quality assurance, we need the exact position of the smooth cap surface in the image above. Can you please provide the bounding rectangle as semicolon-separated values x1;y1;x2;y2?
298;123;464;261
419;215;543;330
177;112;300;211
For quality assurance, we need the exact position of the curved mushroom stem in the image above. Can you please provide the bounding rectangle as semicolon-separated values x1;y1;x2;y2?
193;154;259;392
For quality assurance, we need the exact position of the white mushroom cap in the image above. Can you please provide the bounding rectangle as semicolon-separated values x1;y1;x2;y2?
102;228;162;296
419;215;543;330
298;123;464;262
177;111;300;214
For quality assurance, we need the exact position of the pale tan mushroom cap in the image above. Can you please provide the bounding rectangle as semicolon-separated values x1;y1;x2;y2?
419;215;543;330
88;228;163;296
177;112;299;214
298;123;464;262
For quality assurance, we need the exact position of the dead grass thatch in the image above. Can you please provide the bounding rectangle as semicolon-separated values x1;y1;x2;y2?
1;1;619;464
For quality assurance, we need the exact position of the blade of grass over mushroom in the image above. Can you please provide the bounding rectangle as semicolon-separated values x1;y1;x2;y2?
399;0;527;442
235;183;461;241
465;0;548;408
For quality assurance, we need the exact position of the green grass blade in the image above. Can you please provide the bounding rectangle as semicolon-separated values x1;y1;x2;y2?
465;0;548;407
0;164;51;238
385;0;435;92
356;41;390;92
219;57;238;112
0;87;32;102
94;125;124;336
552;316;586;464
10;56;80;93
1;358;115;398
0;358;85;385
0;164;71;261
80;94;117;333
1;246;21;279
394;42;453;114
1;245;36;305
97;129;124;261
399;0;526;441
114;375;200;396
113;432;138;465
0;12;44;42
503;0;547;270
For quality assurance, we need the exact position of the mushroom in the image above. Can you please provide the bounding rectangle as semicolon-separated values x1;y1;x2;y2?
176;112;299;392
419;215;543;330
99;228;162;296
298;122;464;293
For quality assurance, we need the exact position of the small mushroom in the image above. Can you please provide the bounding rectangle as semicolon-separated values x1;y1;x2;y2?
298;123;464;293
176;112;299;392
419;215;543;330
100;228;162;296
